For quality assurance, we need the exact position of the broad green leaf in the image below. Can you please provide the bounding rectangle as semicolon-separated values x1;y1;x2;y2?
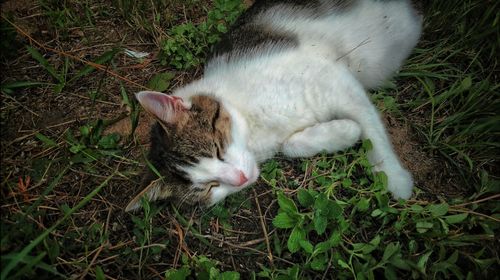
35;133;57;147
327;200;343;219
356;197;370;212
444;213;468;224
375;192;390;209
80;125;91;138
299;240;313;254
313;212;328;235
328;231;342;247
417;251;433;274
356;272;366;280
384;266;397;280
391;256;411;270
310;255;327;271
382;242;400;262
427;203;449;217
278;192;298;214
337;259;350;269
95;265;105;280
314;241;332;255
362;139;373;151
147;72;175;92
287;265;300;279
356;235;380;255
314;193;329;214
352;242;370;252
297;189;314;207
369;235;381;247
272;212;296;229
411;204;424;213
371;209;383;217
97;133;120;149
220;271;240;280
120;84;133;108
460;76;472;91
416;221;434;233
209;267;220;279
438;217;450;234
69;143;85;154
342;178;352;187
287;226;305;253
165;266;191;280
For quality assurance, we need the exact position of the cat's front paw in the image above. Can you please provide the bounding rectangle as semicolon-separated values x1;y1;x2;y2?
387;168;413;200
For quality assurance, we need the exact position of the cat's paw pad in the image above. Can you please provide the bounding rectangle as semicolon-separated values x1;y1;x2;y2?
387;168;413;200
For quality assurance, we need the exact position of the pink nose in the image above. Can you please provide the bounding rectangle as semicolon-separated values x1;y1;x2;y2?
236;171;248;186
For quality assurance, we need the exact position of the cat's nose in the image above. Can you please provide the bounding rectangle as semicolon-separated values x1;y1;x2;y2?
235;171;248;186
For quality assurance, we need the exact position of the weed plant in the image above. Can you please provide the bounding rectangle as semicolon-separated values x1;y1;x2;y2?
159;0;244;69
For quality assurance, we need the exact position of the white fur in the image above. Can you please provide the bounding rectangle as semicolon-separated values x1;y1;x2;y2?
282;119;362;158
174;0;422;204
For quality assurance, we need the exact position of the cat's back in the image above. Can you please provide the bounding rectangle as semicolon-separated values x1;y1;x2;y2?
208;0;422;89
209;0;355;59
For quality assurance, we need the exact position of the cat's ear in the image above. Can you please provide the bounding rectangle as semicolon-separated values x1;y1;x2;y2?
125;178;173;212
135;91;190;124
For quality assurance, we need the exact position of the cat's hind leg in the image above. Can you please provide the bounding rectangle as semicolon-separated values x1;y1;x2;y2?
337;86;413;199
282;119;361;158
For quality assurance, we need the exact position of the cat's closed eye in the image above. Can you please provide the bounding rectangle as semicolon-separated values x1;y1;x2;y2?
206;181;220;192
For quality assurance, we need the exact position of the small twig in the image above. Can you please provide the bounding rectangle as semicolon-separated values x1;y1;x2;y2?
228;247;237;271
336;37;371;62
146;265;163;280
453;194;500;208
172;220;183;267
253;189;274;267
78;243;106;280
2;93;40;117
132;243;168;251
200;234;296;266
238;237;266;247
448;208;500;223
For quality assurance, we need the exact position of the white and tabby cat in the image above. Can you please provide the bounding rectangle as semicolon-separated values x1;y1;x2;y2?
126;0;422;211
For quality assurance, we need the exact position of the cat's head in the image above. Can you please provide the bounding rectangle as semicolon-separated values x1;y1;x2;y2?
125;91;259;212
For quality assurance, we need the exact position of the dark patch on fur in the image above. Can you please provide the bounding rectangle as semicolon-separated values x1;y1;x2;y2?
211;101;221;132
148;123;196;179
209;0;356;59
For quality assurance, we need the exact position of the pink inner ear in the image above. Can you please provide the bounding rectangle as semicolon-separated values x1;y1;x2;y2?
135;91;188;123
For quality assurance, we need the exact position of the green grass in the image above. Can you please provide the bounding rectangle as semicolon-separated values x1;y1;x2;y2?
399;0;499;188
0;0;499;279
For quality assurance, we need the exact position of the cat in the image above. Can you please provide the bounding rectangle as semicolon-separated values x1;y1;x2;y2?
125;0;422;211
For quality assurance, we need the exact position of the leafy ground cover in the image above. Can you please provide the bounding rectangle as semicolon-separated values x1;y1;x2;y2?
1;0;498;279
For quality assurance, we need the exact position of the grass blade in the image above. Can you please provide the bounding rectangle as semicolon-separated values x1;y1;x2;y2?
1;172;115;280
69;48;121;83
34;133;58;147
26;46;61;82
0;81;47;94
